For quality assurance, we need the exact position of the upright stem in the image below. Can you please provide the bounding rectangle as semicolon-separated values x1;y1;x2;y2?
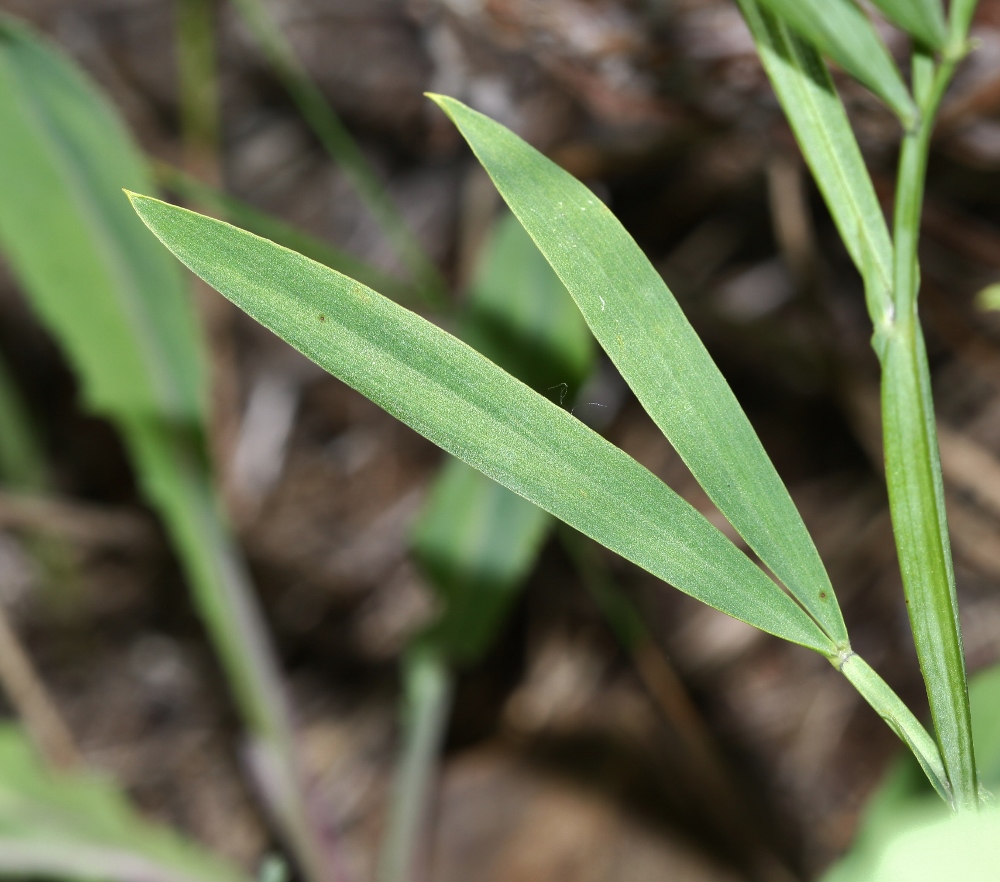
228;0;446;307
883;48;977;809
125;420;336;879
377;646;452;882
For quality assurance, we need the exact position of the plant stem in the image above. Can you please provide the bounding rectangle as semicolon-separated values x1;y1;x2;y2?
883;48;978;809
837;652;950;805
152;162;420;305
377;645;452;882
177;0;220;171
228;0;446;308
124;421;334;878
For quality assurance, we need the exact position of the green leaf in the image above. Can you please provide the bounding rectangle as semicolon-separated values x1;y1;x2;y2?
413;213;595;663
869;0;948;51
413;458;550;663
872;808;1000;882
736;0;895;324
0;15;205;424
127;192;836;656
949;0;979;52
0;17;321;867
0;723;251;882
969;663;1000;790
429;95;848;649
754;0;917;126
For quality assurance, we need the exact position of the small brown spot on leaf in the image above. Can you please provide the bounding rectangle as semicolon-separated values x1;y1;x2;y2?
318;314;326;322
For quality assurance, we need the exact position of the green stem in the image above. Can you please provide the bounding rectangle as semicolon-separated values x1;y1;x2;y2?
124;421;333;878
377;645;452;882
227;0;446;307
177;0;220;160
883;49;977;809
153;161;420;305
838;652;951;806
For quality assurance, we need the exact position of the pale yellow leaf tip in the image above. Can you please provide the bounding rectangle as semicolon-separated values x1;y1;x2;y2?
424;92;458;117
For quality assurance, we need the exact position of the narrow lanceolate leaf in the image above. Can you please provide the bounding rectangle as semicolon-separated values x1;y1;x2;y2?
0;16;205;423
869;0;947;51
429;96;849;649
737;0;895;328
0;724;251;882
753;0;917;126
129;193;836;656
386;212;595;881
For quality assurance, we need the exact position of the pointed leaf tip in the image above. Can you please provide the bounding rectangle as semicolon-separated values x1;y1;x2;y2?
435;96;848;648
127;197;835;654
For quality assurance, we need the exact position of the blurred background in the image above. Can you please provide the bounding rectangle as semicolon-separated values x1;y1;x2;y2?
2;0;1000;879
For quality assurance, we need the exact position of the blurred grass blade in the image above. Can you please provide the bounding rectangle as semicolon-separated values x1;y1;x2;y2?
413;212;594;663
0;17;205;423
228;0;445;304
949;0;979;51
753;0;917;125
430;95;848;649
177;0;220;165
460;211;596;396
128;193;837;656
413;458;550;662
381;212;595;881
737;0;895;321
376;646;452;882
154;160;417;304
870;0;947;51
0;356;46;492
0;17;326;875
0;723;251;882
969;664;1000;790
